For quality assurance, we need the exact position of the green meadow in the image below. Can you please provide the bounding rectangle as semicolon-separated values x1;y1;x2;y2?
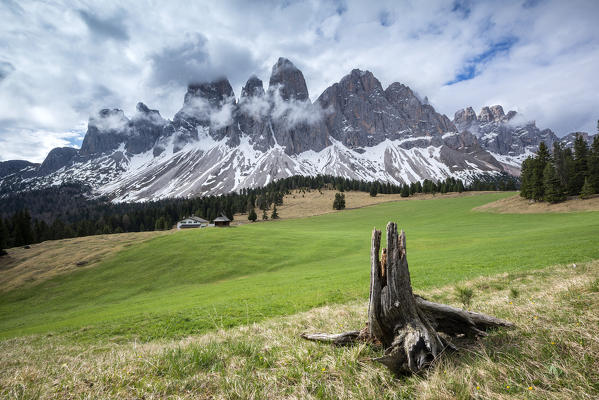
1;192;598;341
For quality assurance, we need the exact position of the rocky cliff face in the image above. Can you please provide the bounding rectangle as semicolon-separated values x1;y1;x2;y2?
2;56;587;202
318;70;455;149
453;105;559;171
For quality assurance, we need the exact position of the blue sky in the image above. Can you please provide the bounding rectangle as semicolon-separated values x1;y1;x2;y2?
0;0;598;162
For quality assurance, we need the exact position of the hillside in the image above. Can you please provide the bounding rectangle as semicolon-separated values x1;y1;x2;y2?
1;193;599;342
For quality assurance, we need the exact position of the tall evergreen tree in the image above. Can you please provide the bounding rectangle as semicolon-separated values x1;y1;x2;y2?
543;163;565;203
571;134;589;194
580;177;594;199
369;185;377;197
588;135;599;193
13;210;34;246
271;205;279;219
519;157;534;199
0;219;7;255
333;193;346;210
400;185;410;197
248;208;257;222
532;142;550;201
262;209;268;220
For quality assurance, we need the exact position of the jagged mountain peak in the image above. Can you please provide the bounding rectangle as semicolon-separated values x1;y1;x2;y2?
339;69;383;93
5;57;572;203
268;57;309;101
136;102;160;115
184;77;235;108
454;107;477;125
241;75;265;99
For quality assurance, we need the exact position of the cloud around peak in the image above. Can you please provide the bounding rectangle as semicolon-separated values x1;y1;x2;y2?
0;0;598;163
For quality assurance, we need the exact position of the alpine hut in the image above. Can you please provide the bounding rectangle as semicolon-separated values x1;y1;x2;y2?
177;216;208;229
213;215;231;227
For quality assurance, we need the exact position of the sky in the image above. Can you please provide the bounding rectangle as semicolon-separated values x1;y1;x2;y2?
0;0;598;162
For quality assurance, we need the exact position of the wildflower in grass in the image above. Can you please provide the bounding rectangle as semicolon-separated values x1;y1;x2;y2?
321;367;326;372
476;385;480;390
551;341;555;345
506;385;510;389
528;386;533;390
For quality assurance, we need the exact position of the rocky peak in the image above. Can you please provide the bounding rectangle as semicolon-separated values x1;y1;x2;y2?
454;107;477;125
340;69;383;94
489;105;505;120
38;147;78;174
81;109;131;156
506;110;517;120
184;78;235;108
478;106;494;123
268;57;309;101
136;102;160;116
241;76;265;99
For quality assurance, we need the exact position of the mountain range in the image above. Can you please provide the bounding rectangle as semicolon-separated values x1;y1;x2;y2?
0;57;595;202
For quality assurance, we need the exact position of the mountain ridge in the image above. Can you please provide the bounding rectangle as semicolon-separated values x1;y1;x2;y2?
1;57;594;202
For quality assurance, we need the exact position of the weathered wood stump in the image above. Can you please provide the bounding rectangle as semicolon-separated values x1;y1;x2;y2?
302;222;513;375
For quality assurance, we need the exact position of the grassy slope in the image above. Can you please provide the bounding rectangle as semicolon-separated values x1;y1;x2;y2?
1;192;599;341
2;261;597;399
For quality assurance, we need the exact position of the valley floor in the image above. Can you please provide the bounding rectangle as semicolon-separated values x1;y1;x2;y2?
1;260;597;399
1;192;598;399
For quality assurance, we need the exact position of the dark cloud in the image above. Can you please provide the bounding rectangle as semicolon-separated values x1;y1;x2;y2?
451;0;472;19
78;9;129;41
378;10;393;27
149;33;259;92
0;61;15;82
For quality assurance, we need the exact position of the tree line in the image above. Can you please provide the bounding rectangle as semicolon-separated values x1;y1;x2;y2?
520;134;599;203
0;173;516;252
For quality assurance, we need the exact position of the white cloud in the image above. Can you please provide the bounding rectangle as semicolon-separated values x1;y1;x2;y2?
0;0;598;163
270;85;328;129
0;128;83;163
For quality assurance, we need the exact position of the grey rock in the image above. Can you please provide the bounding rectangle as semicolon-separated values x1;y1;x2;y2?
38;147;78;174
80;109;131;156
318;69;455;148
0;160;38;179
268;57;309;101
453;105;558;157
172;77;240;151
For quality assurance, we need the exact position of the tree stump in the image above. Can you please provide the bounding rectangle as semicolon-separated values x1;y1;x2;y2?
302;222;513;375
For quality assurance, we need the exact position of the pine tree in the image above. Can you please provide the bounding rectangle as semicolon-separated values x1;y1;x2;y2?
543;163;565;203
571;134;589;194
369;185;377;197
532;142;550;201
271;205;279;219
333;193;346;210
580;177;594;199
155;216;166;231
13;210;34;246
520;157;534;199
262;209;268;220
400;185;410;197
588;135;599;193
248;208;257;222
0;219;7;255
